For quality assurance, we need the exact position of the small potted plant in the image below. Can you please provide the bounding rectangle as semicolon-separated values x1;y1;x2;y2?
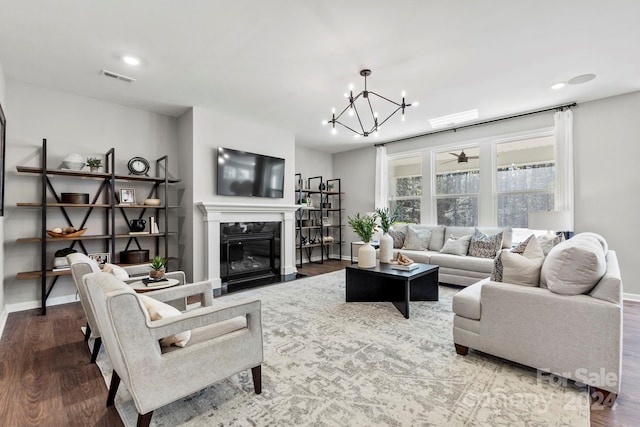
149;255;166;280
348;212;377;268
375;206;400;264
86;157;103;172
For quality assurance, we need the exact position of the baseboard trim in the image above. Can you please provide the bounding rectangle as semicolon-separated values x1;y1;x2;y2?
623;292;640;302
0;307;8;340
6;294;80;314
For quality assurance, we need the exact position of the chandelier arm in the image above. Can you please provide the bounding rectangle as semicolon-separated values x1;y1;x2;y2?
351;103;367;135
334;91;365;121
367;91;404;107
334;120;364;136
377;107;403;128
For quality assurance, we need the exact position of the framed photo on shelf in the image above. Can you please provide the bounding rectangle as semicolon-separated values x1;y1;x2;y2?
322;216;331;226
88;252;110;268
119;188;136;204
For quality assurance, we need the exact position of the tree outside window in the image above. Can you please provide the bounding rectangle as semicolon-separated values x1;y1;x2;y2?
388;157;422;223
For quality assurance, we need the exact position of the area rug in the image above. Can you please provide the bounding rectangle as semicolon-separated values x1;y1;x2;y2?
91;270;589;426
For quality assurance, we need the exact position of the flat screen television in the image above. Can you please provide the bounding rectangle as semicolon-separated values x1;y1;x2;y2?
216;147;285;198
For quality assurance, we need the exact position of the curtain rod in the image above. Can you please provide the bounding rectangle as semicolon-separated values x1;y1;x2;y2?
374;102;577;147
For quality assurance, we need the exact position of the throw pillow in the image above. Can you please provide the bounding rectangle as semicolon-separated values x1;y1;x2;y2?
468;228;503;258
438;235;472;256
102;263;130;281
491;235;545;286
138;295;191;347
402;226;432;251
540;233;607;295
536;233;565;256
388;230;406;249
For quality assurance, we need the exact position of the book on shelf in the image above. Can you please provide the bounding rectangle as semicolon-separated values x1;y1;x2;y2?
129;231;150;235
390;263;419;271
52;266;70;271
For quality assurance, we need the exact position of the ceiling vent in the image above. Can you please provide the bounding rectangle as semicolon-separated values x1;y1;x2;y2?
100;69;135;83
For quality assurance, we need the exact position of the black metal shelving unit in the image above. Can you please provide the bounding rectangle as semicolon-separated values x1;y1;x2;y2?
15;139;180;315
294;174;343;268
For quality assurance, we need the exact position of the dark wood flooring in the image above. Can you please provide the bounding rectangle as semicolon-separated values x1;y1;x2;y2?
0;259;637;426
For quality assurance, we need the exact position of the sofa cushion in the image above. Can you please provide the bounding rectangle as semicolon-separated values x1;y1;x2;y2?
402;226;432;251
469;228;503;258
439;234;472;256
446;226;512;249
388;229;406;249
452;278;487;320
492;235;545;286
540;233;607;295
430;252;494;273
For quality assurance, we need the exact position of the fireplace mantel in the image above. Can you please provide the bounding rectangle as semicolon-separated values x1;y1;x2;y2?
197;202;300;289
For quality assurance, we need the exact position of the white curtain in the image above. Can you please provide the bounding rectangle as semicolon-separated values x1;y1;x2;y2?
553;109;575;230
374;145;389;210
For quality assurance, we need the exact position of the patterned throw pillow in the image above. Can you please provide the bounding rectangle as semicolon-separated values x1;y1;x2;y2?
388;230;406;249
469;228;503;258
438;235;472;256
402;227;432;251
536;233;565;256
491;235;545;286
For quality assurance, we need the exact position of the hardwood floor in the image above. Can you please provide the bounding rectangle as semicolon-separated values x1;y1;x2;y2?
0;259;637;426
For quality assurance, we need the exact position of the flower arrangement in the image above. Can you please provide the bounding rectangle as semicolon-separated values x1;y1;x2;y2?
375;206;400;233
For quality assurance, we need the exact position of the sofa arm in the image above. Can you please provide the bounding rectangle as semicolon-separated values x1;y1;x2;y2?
480;282;622;394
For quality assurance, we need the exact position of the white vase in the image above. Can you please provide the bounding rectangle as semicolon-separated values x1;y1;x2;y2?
358;242;377;269
379;232;394;264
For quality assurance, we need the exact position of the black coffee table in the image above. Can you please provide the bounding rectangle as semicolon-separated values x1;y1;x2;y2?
345;263;439;318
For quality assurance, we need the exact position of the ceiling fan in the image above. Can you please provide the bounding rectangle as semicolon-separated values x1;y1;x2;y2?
442;150;479;164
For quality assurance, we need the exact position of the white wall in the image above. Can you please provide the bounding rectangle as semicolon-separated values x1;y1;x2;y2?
295;146;333;184
187;107;295;282
4;81;178;310
0;59;7;335
573;91;640;297
177;109;194;280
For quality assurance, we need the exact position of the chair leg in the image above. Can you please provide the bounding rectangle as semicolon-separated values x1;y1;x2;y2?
107;371;121;407
84;323;91;342
251;365;262;394
137;411;153;427
90;337;102;363
455;344;469;356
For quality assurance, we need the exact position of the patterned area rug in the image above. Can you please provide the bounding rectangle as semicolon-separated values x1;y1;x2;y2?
92;270;589;426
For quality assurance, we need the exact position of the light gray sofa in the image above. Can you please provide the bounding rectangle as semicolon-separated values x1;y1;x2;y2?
381;225;512;286
452;232;622;404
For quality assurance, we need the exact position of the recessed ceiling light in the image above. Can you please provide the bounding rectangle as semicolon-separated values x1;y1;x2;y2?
428;109;478;129
568;73;596;85
551;82;566;90
122;55;141;66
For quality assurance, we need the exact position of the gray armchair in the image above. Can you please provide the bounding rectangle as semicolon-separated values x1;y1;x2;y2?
82;272;263;427
67;253;187;362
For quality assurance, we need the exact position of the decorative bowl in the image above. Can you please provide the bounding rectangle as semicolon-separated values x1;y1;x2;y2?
144;198;161;206
62;160;85;170
46;228;87;238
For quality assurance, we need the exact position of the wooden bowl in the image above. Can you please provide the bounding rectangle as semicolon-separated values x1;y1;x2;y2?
46;228;87;238
143;198;161;206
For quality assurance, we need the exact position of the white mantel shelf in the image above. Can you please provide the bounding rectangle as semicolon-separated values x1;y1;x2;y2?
196;202;301;289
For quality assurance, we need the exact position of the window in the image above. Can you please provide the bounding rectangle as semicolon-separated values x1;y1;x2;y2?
434;147;479;226
496;136;555;230
388;156;422;223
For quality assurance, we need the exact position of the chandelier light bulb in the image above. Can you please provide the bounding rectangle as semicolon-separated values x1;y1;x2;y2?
331;128;337;135
332;107;336;114
349;108;354;117
322;120;328;125
353;134;360;139
402;115;406;122
413;101;419;107
349;84;354;91
401;90;406;97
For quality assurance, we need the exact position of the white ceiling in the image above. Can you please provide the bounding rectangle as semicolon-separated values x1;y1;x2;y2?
1;1;639;153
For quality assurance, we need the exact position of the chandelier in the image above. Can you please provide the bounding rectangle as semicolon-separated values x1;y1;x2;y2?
324;69;417;137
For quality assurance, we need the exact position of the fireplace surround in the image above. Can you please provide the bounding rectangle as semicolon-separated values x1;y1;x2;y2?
197;202;300;290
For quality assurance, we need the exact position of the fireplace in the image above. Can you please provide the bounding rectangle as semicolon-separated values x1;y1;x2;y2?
220;222;281;289
197;202;300;292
